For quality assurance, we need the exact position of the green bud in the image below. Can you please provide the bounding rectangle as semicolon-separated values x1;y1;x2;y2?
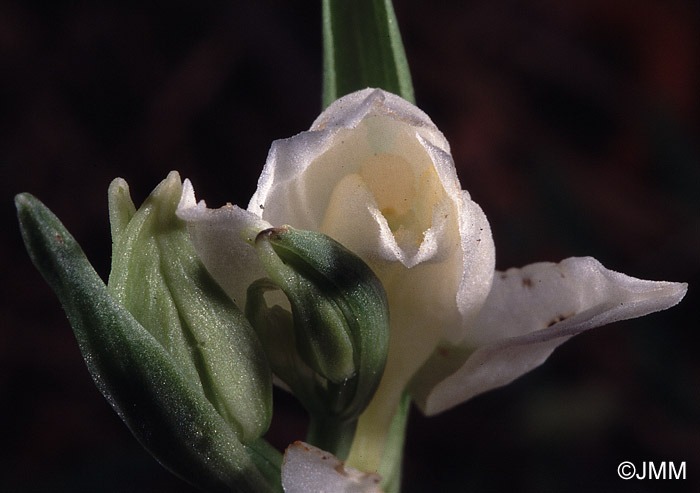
246;278;321;415
16;176;281;493
246;226;390;423
107;172;272;444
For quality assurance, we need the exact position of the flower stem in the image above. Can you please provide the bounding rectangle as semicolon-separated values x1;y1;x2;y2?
345;391;410;492
376;392;410;493
306;416;358;461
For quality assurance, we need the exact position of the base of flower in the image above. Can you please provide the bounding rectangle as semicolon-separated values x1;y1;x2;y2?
347;392;411;493
306;416;358;461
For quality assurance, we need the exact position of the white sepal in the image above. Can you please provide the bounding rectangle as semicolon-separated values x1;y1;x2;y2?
282;441;382;493
176;179;271;308
412;257;687;415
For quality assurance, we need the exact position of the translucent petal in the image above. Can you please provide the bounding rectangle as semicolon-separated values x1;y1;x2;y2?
282;442;382;493
451;190;495;343
311;88;449;152
412;257;687;415
175;179;271;308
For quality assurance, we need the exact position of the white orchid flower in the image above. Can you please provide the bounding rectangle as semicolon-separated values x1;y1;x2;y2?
176;88;687;475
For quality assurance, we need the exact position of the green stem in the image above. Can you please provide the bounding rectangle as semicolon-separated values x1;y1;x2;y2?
377;392;410;493
306;416;358;461
344;389;410;492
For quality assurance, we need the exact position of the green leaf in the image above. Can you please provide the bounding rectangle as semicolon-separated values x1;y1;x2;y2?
15;193;282;493
322;0;415;108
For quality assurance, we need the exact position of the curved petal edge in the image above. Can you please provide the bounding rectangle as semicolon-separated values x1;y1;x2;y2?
412;256;687;415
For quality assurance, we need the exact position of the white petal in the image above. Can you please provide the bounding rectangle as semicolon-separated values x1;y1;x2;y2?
311;88;450;155
175;179;271;308
449;191;495;343
248;128;339;230
282;441;382;493
412;257;687;415
248;89;469;267
317;173;391;262
467;257;687;345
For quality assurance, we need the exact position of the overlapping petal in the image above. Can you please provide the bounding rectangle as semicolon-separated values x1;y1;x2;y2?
176;180;271;308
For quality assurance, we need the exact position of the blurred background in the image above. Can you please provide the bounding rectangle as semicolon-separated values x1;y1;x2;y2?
2;1;698;491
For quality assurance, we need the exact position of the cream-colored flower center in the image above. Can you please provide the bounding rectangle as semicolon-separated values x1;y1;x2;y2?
360;153;414;230
308;115;453;263
360;152;443;248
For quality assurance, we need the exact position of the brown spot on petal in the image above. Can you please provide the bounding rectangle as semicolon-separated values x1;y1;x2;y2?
55;233;63;243
547;313;575;327
522;278;533;287
438;347;450;357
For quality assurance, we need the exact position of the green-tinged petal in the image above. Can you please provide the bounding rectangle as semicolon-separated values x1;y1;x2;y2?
15;193;281;493
254;229;355;384
322;0;414;107
108;178;136;242
246;278;321;414
252;226;390;422
108;171;273;443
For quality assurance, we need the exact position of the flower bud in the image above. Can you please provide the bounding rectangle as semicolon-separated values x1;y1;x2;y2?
15;184;281;492
246;226;390;422
107;171;272;443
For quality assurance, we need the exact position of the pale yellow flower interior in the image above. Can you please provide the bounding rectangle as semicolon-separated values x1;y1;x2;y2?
307;115;448;259
359;153;444;252
360;153;415;230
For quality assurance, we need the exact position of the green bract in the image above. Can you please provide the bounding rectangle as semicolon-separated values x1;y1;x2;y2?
246;226;390;456
15;174;281;493
107;172;273;443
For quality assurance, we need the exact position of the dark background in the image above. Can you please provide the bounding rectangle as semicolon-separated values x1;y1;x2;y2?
2;1;699;491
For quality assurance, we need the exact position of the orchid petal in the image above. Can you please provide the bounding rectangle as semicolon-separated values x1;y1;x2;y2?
451;190;495;343
281;442;382;493
412;257;687;415
175;179;271;308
